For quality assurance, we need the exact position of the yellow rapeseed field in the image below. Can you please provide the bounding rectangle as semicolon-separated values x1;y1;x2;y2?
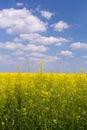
0;72;87;130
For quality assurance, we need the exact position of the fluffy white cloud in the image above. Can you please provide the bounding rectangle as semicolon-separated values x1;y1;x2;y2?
30;55;59;63
0;42;48;52
0;8;47;34
29;52;60;63
0;54;14;64
56;43;62;46
17;57;26;61
39;10;54;20
25;44;48;52
12;51;24;55
19;33;69;45
70;42;87;49
0;42;24;50
60;50;73;56
30;52;45;57
16;2;24;6
0;42;20;51
52;20;70;32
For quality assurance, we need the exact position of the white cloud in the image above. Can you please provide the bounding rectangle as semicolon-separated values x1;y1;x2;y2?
29;52;60;62
0;42;48;52
70;42;87;49
56;43;62;46
0;42;24;50
12;51;24;55
30;52;45;57
25;44;48;52
17;57;26;61
0;8;47;34
82;56;87;58
84;61;87;64
0;54;14;64
60;50;73;57
45;55;59;62
19;33;69;45
31;55;59;63
39;10;54;20
16;2;24;6
52;20;70;32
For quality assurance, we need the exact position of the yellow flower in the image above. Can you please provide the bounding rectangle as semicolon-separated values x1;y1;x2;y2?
76;115;80;121
21;108;27;116
53;119;57;124
2;121;5;126
61;88;65;93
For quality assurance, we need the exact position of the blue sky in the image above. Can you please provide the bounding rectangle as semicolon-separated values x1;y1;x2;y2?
0;0;87;72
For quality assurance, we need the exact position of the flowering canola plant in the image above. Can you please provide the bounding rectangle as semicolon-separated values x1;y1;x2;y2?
0;73;87;130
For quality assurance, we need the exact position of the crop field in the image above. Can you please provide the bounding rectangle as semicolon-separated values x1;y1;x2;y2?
0;72;87;130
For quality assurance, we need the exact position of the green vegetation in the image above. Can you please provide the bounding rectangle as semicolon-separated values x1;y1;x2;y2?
0;73;87;130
